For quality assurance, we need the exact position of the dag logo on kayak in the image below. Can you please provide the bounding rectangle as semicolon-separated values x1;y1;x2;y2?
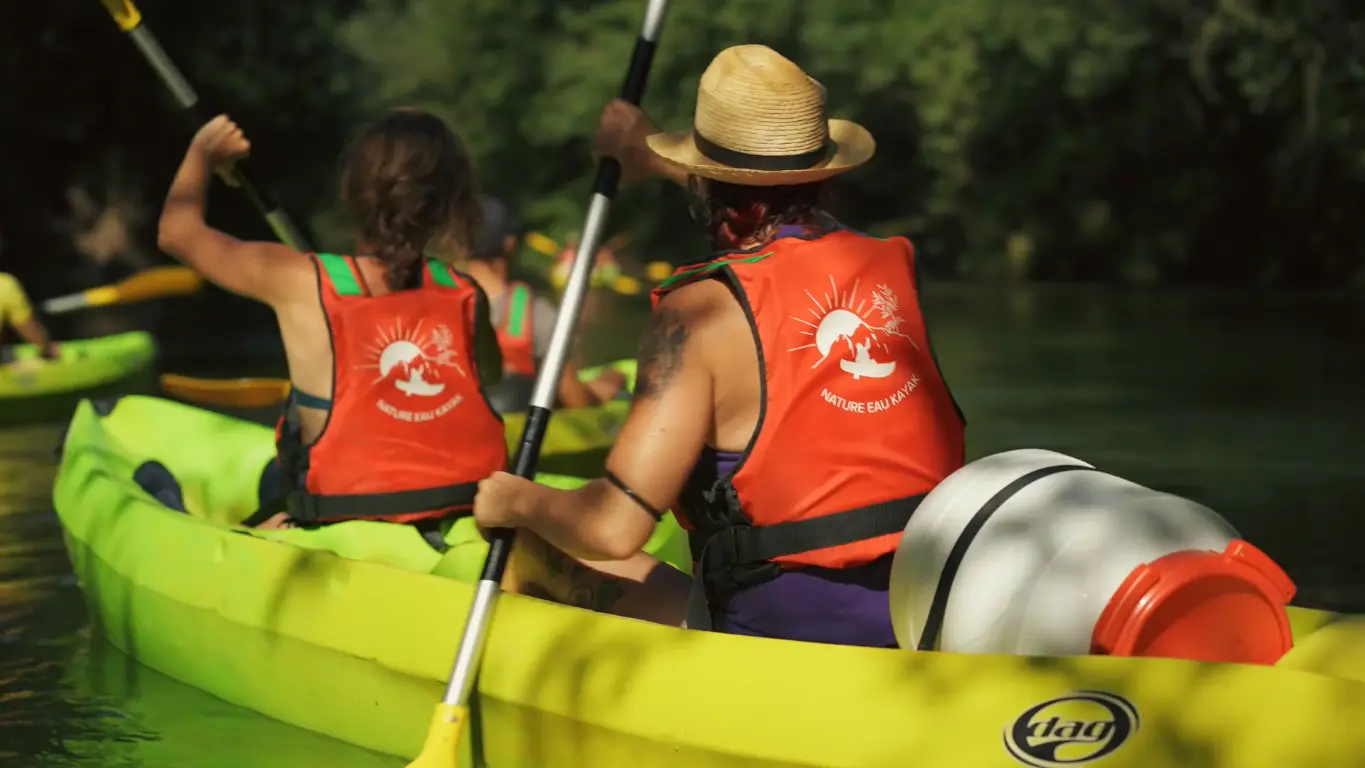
1003;691;1139;767
359;319;467;422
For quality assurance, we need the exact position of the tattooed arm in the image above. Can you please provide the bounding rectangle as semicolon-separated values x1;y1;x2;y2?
509;287;718;565
506;532;691;626
478;280;734;621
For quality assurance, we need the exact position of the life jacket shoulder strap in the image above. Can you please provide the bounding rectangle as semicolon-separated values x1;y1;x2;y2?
656;250;775;294
426;260;462;288
316;253;365;296
500;282;534;338
316;254;464;295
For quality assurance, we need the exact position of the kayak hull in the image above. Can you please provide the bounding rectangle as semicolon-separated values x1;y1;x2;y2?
54;396;1365;767
0;331;156;424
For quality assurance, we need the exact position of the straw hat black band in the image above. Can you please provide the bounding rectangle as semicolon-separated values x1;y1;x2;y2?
694;130;831;172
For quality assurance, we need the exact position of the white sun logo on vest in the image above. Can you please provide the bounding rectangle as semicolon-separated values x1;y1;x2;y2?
358;319;467;422
789;275;923;414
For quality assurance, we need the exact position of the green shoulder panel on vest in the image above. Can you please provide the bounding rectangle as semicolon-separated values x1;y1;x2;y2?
426;260;461;288
506;283;532;338
657;251;773;291
316;253;363;296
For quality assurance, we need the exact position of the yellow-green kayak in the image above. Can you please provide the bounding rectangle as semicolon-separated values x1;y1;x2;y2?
54;395;1365;766
0;331;156;424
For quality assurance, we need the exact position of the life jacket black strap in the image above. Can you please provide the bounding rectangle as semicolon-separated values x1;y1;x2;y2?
285;481;480;524
687;493;924;630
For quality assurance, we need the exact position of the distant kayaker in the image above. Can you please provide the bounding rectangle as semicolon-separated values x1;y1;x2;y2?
473;45;967;646
0;271;60;362
549;233;623;290
157;109;508;546
462;195;626;412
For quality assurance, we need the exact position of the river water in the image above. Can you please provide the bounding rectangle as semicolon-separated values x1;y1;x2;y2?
1;284;1362;766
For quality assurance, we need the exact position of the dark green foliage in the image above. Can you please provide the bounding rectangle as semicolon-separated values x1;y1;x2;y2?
6;0;1365;289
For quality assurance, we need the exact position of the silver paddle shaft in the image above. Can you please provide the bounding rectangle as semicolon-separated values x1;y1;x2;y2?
439;0;672;709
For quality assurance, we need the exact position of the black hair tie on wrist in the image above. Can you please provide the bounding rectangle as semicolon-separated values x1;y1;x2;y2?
603;470;664;521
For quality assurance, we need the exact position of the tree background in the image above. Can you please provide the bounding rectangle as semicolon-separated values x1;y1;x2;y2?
4;0;1364;302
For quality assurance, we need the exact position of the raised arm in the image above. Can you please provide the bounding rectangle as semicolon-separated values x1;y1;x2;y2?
156;115;310;308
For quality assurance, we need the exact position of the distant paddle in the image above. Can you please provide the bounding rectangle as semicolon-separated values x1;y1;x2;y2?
42;266;203;315
406;0;671;765
159;374;290;408
97;0;310;250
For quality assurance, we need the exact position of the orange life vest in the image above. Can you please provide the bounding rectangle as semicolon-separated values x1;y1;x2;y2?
653;228;966;605
494;281;536;378
276;253;507;525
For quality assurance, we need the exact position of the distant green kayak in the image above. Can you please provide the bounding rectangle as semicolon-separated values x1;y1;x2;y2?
0;331;156;424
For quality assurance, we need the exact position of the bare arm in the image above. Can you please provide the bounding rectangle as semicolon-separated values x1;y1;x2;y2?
557;361;602;408
531;298;618;408
521;286;716;561
507;532;690;625
0;277;57;358
12;316;50;349
157;119;310;309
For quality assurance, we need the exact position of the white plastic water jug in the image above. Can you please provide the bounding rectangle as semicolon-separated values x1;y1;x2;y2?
889;449;1240;655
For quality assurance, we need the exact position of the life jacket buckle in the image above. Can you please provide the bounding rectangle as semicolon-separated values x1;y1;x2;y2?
285;490;319;524
696;525;784;604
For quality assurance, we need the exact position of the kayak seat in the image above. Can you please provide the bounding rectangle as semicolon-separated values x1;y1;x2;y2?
133;460;188;513
91;396;123;417
242;459;450;554
237;457;285;528
258;456;284;511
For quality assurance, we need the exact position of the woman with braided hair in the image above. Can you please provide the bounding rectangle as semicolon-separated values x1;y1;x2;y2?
158;109;507;543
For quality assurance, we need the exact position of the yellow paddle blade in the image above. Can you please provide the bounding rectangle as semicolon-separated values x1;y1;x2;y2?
405;702;467;768
42;266;203;314
645;260;673;282
523;231;559;257
159;374;291;408
105;266;203;304
100;0;143;31
612;275;643;295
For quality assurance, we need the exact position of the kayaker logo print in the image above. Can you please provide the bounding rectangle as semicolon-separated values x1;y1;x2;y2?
1003;691;1139;767
788;276;922;414
360;319;466;422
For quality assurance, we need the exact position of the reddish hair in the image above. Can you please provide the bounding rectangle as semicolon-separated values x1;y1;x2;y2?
693;179;826;251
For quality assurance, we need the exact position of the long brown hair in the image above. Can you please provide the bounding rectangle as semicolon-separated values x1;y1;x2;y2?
339;108;482;290
690;179;827;251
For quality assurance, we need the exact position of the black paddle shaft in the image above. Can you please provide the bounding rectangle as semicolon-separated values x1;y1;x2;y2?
111;19;308;249
479;34;662;582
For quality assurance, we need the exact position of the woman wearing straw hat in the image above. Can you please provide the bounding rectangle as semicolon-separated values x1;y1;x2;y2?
475;45;965;647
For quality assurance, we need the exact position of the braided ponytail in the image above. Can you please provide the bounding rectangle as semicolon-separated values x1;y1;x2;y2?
339;109;483;290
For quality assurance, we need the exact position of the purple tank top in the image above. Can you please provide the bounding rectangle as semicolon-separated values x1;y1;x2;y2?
685;447;898;648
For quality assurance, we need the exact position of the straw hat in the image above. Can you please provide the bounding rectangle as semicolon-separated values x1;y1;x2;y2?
646;45;875;186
